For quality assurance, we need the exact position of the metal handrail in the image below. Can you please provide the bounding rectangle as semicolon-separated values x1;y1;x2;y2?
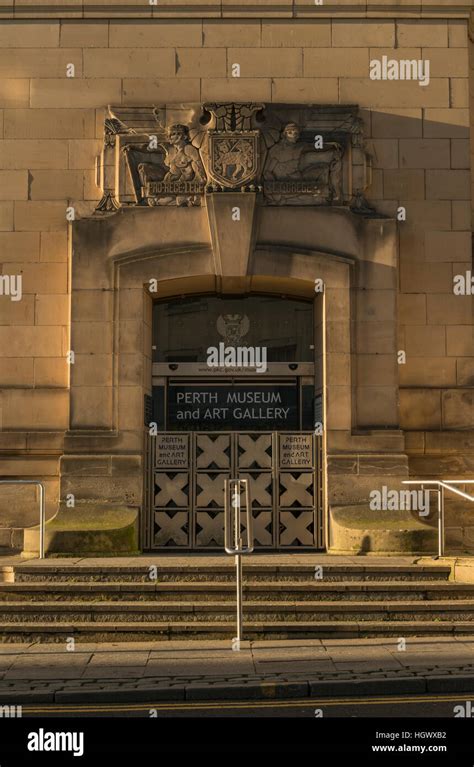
224;478;253;556
224;478;253;645
0;480;45;559
402;479;474;558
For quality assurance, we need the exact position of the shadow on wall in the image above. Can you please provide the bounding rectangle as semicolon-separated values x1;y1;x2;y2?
0;483;58;554
365;109;473;551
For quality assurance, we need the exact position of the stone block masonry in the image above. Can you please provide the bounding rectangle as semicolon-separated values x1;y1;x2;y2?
0;3;471;554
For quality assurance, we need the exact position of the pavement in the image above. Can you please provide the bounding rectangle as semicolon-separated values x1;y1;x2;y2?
1;636;474;703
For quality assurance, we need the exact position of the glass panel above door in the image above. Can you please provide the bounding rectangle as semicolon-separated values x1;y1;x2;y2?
152;294;314;364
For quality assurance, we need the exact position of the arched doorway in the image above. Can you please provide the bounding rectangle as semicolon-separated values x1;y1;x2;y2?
144;293;323;551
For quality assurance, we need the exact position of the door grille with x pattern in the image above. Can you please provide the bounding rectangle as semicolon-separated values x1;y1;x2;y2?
144;431;323;550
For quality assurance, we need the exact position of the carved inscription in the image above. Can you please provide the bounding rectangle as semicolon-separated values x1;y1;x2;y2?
279;434;314;469
155;435;189;469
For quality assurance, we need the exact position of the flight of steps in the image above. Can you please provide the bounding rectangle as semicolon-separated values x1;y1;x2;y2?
0;561;473;642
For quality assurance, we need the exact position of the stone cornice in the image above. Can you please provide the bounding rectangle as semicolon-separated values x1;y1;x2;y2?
0;3;471;21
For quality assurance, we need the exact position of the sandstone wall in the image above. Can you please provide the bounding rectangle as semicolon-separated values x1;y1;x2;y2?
0;1;472;548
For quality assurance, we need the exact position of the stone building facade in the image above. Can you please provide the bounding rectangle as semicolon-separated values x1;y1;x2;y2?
0;1;472;556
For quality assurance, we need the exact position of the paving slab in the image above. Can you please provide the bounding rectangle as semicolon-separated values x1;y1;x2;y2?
3;669;88;680
142;659;255;676
88;652;150;666
8;653;91;667
113;639;252;651
389;642;474;653
0;644;34;653
21;643;100;653
254;661;337;673
325;647;400;658
381;636;462;647
322;637;406;648
251;647;328;658
81;667;146;679
251;639;324;648
332;660;404;671
150;647;253;661
396;653;474;667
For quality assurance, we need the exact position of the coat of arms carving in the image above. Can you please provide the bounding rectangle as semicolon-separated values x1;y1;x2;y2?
207;132;259;190
216;314;250;345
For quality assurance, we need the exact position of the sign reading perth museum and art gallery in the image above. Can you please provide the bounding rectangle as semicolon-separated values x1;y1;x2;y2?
279;434;313;469
167;383;298;431
155;434;189;469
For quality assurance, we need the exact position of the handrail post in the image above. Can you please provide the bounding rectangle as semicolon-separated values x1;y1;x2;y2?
234;481;243;642
439;484;445;558
236;551;243;642
224;478;253;645
39;482;45;560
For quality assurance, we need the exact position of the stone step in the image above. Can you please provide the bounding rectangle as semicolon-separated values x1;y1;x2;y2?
0;620;472;643
0;580;471;602
0;599;473;623
12;564;451;584
3;562;458;641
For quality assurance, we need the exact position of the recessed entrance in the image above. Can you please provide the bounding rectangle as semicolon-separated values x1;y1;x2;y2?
143;293;324;551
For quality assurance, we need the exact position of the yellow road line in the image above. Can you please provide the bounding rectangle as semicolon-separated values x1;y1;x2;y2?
19;692;474;715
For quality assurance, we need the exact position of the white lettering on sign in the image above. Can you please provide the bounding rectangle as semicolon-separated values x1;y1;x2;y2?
232;407;290;420
176;392;218;404
227;391;281;404
171;386;297;427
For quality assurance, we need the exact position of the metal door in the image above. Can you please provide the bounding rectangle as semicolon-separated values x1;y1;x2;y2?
144;431;323;550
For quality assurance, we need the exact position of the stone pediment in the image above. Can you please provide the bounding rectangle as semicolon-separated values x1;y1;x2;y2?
96;102;375;215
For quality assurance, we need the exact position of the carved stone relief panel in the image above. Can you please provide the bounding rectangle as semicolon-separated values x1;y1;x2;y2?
96;102;376;215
